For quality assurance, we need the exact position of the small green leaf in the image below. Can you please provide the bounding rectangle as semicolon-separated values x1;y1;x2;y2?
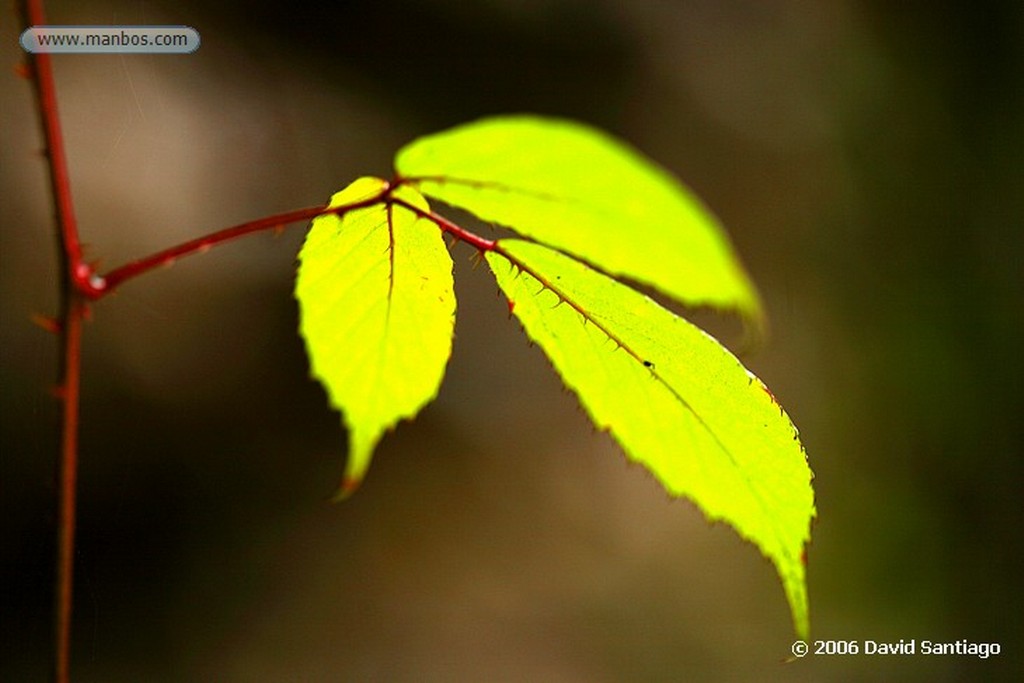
295;177;455;498
487;239;814;638
396;115;762;322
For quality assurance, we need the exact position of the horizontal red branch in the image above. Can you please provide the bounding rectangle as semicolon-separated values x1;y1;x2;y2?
96;192;390;298
93;184;499;299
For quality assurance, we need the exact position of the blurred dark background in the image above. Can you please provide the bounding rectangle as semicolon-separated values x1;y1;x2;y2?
2;1;1021;680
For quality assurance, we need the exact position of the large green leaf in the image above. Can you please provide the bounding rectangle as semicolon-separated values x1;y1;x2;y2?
295;177;456;498
396;115;762;322
486;239;814;638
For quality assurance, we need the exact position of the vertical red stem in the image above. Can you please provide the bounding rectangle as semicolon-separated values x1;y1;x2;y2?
19;1;84;681
53;300;84;683
22;0;83;266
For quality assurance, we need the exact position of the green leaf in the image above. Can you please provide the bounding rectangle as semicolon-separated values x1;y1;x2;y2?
486;239;815;638
295;118;813;636
295;177;456;499
396;115;762;323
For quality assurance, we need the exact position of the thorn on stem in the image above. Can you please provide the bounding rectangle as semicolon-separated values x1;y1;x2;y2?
31;313;62;334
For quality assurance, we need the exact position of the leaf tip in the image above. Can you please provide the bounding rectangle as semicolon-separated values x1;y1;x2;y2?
331;476;363;503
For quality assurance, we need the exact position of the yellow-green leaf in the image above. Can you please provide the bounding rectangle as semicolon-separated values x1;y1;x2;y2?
396;115;762;322
295;177;456;498
486;239;815;638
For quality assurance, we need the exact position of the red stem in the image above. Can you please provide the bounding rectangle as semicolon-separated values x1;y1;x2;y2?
96;187;496;298
97;194;388;296
22;0;81;264
53;300;84;683
388;196;496;252
17;4;497;680
18;1;84;681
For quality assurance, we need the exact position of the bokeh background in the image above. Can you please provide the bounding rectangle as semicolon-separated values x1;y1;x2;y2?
2;1;1021;680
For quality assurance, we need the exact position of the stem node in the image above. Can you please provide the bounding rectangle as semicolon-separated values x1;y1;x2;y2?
72;261;107;299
